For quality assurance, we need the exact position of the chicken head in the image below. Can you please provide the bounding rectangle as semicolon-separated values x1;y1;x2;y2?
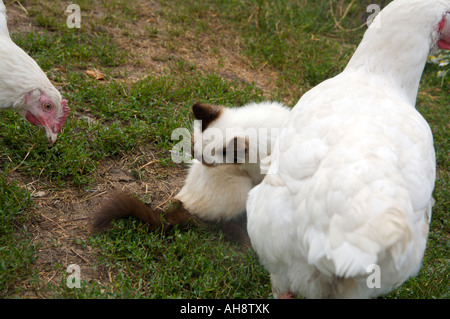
23;89;70;146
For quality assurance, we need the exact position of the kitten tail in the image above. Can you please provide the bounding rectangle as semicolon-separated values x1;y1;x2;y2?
92;192;195;232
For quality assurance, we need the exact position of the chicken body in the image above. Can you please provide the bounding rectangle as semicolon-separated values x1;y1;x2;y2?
247;0;450;298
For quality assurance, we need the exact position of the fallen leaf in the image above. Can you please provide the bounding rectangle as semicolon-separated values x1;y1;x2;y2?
86;68;105;80
32;191;47;198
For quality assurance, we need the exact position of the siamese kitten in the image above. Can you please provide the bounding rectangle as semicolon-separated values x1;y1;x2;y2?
93;101;290;243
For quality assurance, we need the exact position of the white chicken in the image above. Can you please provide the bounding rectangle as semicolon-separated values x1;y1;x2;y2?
0;0;69;145
247;0;450;298
0;0;9;38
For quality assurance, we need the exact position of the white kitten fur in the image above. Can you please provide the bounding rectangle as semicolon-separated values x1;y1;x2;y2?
176;101;291;221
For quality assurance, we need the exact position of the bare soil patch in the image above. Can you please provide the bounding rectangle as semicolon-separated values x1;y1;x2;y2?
103;0;280;94
10;147;186;297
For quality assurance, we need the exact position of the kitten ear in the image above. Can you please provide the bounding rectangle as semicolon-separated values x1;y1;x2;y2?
192;103;223;131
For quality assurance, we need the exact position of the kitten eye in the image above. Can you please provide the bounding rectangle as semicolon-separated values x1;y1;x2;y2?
43;102;53;111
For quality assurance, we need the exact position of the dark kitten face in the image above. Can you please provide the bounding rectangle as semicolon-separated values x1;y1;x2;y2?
192;103;250;166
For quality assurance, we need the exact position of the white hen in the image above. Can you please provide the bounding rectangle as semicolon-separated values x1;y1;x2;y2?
0;0;69;145
247;0;450;299
0;0;9;38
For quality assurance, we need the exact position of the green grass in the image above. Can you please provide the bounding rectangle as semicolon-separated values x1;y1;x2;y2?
0;0;448;299
0;174;37;296
60;221;270;299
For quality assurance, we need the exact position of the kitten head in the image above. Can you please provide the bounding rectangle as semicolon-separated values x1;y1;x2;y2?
192;103;250;166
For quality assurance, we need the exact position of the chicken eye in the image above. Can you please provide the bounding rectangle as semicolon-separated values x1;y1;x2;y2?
43;102;53;111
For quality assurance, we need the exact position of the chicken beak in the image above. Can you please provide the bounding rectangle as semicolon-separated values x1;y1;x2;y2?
45;129;58;147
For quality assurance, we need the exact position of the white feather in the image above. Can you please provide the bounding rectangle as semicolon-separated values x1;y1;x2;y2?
0;0;9;38
247;0;448;298
176;101;291;222
0;1;61;113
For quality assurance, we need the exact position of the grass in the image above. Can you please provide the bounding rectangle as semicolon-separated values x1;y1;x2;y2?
0;174;37;296
0;0;448;299
76;221;270;299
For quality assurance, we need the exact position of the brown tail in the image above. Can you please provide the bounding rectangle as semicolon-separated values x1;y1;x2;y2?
92;192;195;232
93;192;251;246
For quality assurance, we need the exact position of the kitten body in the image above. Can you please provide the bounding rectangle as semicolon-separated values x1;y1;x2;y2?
178;101;290;221
93;101;290;242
